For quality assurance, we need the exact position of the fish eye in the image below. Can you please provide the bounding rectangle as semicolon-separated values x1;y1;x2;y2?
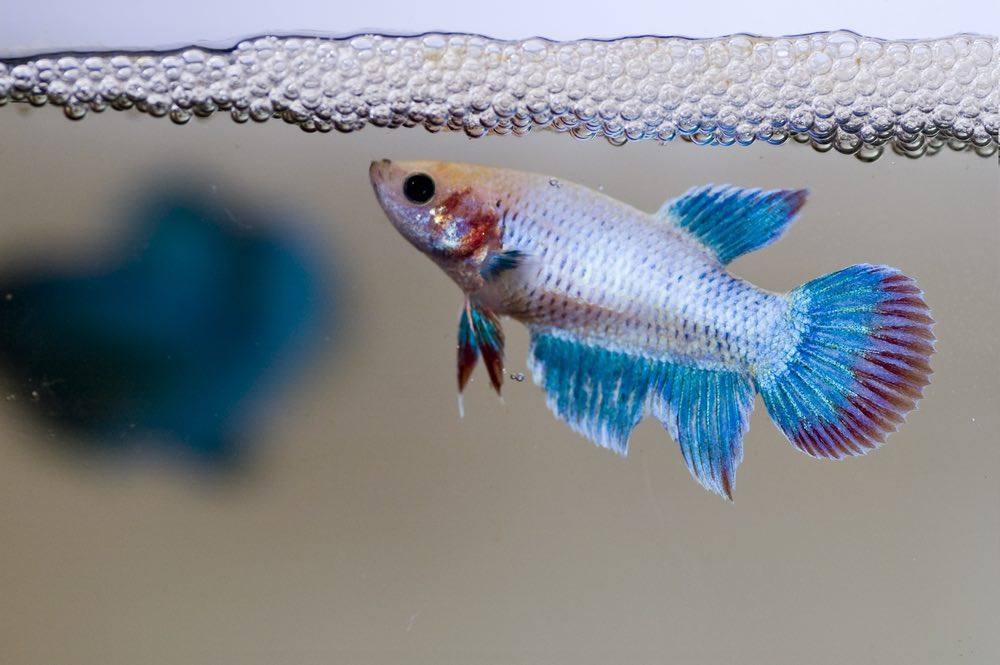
403;173;435;204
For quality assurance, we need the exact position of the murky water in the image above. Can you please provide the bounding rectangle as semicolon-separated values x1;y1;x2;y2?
0;30;997;665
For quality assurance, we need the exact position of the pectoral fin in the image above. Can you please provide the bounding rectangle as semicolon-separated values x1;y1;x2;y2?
480;249;526;281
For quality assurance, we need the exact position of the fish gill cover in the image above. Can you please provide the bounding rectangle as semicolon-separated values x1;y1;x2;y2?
0;31;996;160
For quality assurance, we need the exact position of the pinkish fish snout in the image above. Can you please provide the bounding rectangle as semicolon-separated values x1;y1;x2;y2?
368;158;393;188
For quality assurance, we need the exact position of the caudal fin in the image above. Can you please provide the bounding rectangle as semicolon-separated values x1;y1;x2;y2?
755;264;934;459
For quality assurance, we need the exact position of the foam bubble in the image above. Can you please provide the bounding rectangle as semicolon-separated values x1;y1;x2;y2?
0;32;996;159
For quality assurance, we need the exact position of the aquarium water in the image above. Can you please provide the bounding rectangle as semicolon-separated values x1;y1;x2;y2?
0;6;997;665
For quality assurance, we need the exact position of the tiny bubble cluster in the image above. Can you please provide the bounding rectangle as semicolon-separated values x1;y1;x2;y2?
0;32;996;160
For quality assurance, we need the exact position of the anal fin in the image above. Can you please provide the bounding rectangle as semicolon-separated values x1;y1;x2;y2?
528;330;756;499
648;364;755;500
528;332;650;455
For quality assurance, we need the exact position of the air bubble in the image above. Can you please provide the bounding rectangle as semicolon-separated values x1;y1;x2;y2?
63;102;86;120
0;32;995;160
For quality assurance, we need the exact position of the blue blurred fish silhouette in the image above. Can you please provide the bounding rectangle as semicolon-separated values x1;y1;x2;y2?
0;181;337;470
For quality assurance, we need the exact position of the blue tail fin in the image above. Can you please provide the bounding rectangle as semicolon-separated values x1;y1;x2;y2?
755;264;934;459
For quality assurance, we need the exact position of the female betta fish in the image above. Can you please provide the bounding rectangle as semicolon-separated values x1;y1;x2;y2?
370;160;934;500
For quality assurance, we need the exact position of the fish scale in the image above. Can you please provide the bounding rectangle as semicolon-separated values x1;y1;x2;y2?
487;172;789;368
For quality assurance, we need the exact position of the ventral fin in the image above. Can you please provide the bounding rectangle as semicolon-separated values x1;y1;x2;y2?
457;305;479;393
658;185;807;265
528;329;756;500
480;249;526;281
457;301;506;395
647;364;755;500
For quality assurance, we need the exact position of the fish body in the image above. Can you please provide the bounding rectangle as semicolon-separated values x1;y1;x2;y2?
370;160;934;499
469;172;791;370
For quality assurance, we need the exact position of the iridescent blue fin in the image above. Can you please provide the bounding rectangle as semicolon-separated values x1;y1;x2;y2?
658;185;807;264
457;305;479;393
457;301;506;395
528;330;755;499
647;364;755;500
527;332;651;455
756;265;934;459
480;249;526;281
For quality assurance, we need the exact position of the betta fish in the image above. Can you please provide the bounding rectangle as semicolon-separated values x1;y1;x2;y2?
370;159;934;500
0;186;333;470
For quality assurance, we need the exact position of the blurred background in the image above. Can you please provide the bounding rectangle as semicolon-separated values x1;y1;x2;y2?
0;105;996;665
0;174;340;470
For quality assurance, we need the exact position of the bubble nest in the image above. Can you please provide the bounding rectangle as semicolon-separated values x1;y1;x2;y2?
1;32;996;160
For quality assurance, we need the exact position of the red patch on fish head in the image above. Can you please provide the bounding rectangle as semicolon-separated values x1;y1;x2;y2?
432;188;500;258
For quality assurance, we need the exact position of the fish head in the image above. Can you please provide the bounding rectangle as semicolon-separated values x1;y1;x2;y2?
370;159;502;291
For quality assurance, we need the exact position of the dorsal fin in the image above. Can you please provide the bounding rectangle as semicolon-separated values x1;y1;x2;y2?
657;185;807;264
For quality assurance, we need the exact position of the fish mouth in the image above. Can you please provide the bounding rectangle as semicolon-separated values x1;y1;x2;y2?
369;158;392;187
